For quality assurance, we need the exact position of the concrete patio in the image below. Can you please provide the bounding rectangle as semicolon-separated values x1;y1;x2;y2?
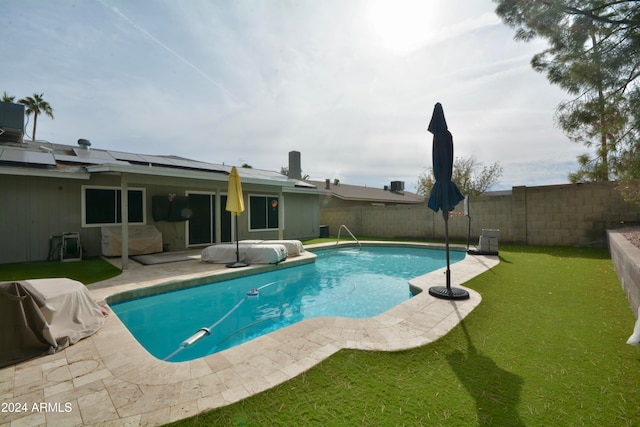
0;243;498;426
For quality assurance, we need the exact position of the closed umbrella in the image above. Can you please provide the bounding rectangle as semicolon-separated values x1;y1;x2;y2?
426;103;468;300
226;166;249;268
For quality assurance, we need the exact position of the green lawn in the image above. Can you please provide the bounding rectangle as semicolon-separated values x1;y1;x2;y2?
0;257;121;285
167;245;640;426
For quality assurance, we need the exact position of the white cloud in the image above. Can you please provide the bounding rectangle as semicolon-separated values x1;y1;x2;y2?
0;0;583;191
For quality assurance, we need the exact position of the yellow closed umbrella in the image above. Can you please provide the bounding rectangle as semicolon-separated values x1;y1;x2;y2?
226;166;245;216
226;166;248;267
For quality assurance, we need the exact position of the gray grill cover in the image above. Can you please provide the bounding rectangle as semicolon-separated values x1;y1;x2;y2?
0;278;105;368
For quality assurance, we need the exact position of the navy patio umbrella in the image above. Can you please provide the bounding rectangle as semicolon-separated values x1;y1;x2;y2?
427;103;469;300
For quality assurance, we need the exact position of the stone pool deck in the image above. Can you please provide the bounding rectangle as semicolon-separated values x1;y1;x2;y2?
0;243;499;426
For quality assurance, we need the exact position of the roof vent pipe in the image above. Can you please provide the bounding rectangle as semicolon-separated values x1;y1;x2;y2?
77;139;91;150
325;179;330;190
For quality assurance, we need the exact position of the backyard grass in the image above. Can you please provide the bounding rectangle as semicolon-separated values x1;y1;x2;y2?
167;245;640;426
0;257;121;285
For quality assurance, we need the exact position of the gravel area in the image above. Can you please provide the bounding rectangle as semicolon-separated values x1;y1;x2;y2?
621;227;640;250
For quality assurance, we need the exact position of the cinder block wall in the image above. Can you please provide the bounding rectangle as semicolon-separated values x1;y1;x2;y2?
608;230;640;317
321;182;640;247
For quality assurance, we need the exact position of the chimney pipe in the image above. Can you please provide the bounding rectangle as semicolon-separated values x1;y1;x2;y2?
288;151;302;180
325;179;330;190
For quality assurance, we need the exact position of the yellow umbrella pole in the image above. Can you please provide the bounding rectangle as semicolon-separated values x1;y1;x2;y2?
226;167;249;268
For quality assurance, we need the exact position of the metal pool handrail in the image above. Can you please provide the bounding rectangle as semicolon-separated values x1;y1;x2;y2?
336;224;362;249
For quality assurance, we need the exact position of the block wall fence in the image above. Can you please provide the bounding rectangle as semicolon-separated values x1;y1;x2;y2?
320;182;640;247
608;230;640;317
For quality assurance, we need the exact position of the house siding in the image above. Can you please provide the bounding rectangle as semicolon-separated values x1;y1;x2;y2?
1;173;321;264
281;192;320;240
1;174;87;263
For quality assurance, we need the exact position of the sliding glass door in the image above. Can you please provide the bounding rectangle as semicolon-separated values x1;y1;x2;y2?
187;193;231;246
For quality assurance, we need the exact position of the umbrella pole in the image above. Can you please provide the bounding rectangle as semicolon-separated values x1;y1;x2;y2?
428;209;469;300
227;214;249;268
444;210;451;290
235;215;240;263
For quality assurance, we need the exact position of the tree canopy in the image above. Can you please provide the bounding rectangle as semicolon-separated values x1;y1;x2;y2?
2;91;15;103
17;93;54;141
280;166;310;180
417;155;503;197
493;0;640;183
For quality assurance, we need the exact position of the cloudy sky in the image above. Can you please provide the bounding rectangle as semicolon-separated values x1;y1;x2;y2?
1;0;586;191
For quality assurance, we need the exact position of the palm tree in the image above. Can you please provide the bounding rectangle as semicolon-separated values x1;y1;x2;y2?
2;91;15;102
17;93;54;140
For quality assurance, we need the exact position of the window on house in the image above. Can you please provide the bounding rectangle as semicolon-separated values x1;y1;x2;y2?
249;195;279;230
83;186;145;226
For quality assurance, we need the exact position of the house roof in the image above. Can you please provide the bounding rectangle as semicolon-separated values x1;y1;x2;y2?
0;140;318;191
307;180;424;204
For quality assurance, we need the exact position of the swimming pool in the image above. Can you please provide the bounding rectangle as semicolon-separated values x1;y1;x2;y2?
110;246;464;362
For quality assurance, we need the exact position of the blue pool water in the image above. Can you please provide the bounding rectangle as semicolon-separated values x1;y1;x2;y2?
110;246;464;362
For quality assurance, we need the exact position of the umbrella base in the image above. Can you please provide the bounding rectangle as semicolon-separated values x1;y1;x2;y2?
428;286;470;300
226;262;250;268
467;249;498;256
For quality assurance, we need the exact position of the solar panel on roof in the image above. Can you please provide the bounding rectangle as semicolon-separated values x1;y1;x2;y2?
241;168;288;181
54;154;86;164
189;161;230;172
72;148;116;160
0;147;56;166
54;153;129;165
107;150;146;162
166;157;199;168
107;150;229;173
139;154;180;166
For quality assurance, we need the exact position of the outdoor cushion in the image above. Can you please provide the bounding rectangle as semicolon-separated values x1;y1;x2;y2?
201;243;287;265
240;240;305;256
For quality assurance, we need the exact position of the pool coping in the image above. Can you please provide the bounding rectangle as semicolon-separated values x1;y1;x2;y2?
1;242;499;426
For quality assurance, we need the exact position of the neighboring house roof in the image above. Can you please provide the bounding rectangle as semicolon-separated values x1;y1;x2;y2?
0;140;317;190
307;180;424;204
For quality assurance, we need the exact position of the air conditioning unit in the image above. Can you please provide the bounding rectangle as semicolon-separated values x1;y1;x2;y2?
390;181;404;192
0;101;25;143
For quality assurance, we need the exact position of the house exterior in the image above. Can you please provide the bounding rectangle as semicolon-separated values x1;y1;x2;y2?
308;179;424;208
0;136;323;265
